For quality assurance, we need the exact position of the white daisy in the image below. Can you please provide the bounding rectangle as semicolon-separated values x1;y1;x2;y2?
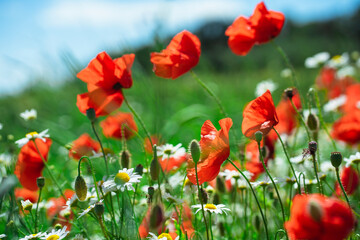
326;53;349;68
20;232;45;240
320;161;334;173
305;52;330;68
59;206;71;218
20;109;37;121
41;226;69;240
323;95;347;112
21;200;33;211
191;203;230;215
219;169;252;188
280;68;292;78
157;143;186;159
251;177;279;188
77;200;103;219
337;65;355;78
344;152;360;167
102;168;142;192
15;129;50;147
148;232;179;240
0;123;2;130
0;234;6;239
290;155;306;164
255;79;277;97
163;192;183;205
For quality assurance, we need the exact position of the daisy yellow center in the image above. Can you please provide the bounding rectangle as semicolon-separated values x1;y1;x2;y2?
114;172;130;184
204;204;217;210
158;233;173;240
46;235;60;240
332;55;342;62
184;179;193;186
26;131;38;138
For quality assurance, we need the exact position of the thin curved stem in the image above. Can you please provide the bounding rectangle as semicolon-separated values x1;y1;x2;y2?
335;167;351;207
209;213;214;240
91;122;109;175
34;187;42;232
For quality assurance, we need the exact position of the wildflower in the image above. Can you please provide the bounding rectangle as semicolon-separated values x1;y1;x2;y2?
150;30;201;79
220;161;252;190
163;192;183;205
0;235;6;239
191;203;230;215
68;133;100;160
187;118;233;185
15;188;38;203
41;226;69;240
100;112;138;139
15;139;52;190
332;110;360;145
320;161;334;173
251;177;278;188
335;167;359;196
326;53;349;68
337;65;355;78
148;232;179;240
15;129;49;148
20;109;37;121
157;143;187;172
77;200;103;219
103;168;142;192
144;135;163;154
323;95;346;112
242;90;278;139
20;232;45;240
344;152;360;167
285;194;355;240
226;2;285;56
304;52;330;68
255;79;277;97
21;199;33;211
76;52;135;117
343;83;360;113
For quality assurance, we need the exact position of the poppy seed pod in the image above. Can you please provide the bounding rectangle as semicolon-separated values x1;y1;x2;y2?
254;131;263;143
75;175;87;201
307;113;319;132
86;108;96;123
94;202;105;217
331;152;343;168
149;204;164;229
189;140;201;164
36;177;45;188
308;141;317;155
120;150;131;169
284;88;294;99
308;200;323;222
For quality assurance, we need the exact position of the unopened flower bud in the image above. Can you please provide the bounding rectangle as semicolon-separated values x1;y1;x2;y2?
54;223;62;230
216;177;226;194
284;88;294;99
331;152;342;168
36;177;45;188
307;113;319;132
94;202;104;217
120;150;131;169
254;131;263;143
150;159;160;181
150;205;164;229
86;108;96;123
189;140;201;164
135;164;144;176
308;141;317;155
75;175;87;201
308;199;323;222
253;214;261;232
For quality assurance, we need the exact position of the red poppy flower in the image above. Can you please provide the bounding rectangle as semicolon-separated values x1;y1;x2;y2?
316;67;337;90
150;30;201;79
14;138;52;191
138;205;164;238
47;189;74;229
226;2;285;56
159;153;187;173
332;110;360;145
14;188;38;203
285;194;355;240
76;52;135;117
144;135;163;154
187;118;233;185
222;160;242;190
69;133;100;160
328;76;354;100
100;112;138;140
335;167;359;196
242;90;278;140
342;83;360;113
275;91;301;136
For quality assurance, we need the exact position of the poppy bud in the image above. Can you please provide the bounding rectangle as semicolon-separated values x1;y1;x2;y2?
213;193;220;205
198;188;208;204
284;88;294;99
308;141;317;155
120;150;131;169
308;199;323;222
150;204;164;229
75;175;87;201
86;108;96;123
307;113;319;132
216;177;226;194
254;131;263;143
135;164;144;176
331;152;342;168
148;186;155;203
36;177;45;188
150;159;160;181
94;202;105;217
189;140;201;164
253;214;261;232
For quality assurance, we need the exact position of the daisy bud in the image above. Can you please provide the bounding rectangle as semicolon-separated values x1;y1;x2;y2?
189;140;201;164
308;199;323;222
86;108;96;123
198;188;208;204
36;176;45;188
135;164;144;176
308;141;317;155
331;152;342;168
75;175;87;201
284;88;294;99
216;177;226;194
254;131;263;143
120;150;131;169
94;202;105;217
150;204;164;229
307;113;319;132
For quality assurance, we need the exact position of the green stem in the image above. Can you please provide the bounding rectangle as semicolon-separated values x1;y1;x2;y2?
272;127;301;194
209;213;214;240
290;99;311;142
194;162;210;240
311;153;323;194
91;122;109;176
98;216;110;240
34;187;42;232
226;159;269;240
79;156;101;201
336;167;351;207
262;186;266;220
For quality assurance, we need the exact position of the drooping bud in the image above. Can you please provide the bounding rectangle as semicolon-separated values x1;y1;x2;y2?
150;145;160;181
36;176;45;188
254;131;263;144
149;204;164;229
94;202;105;217
308;141;317;155
331;152;342;168
198;188;208;204
189;140;201;164
284;88;294;99
308;199;323;222
120;150;131;169
135;164;144;176
307;113;319;132
75;175;87;201
86;108;96;123
216;177;226;194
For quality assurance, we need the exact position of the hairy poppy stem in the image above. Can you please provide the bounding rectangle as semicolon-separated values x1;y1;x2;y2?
257;142;287;227
194;162;210;240
90;122;109;176
226;159;269;240
289;99;311;142
34;187;42;232
310;153;323;194
335;167;351;207
272;127;301;195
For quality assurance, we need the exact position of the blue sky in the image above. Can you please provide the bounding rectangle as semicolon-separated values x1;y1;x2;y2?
1;0;360;95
